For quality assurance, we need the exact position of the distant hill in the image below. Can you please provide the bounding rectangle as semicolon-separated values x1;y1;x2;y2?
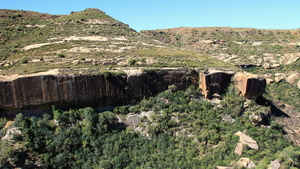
0;8;234;75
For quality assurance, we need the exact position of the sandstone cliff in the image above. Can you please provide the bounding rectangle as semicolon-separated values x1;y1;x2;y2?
199;70;233;99
234;72;266;100
0;69;198;117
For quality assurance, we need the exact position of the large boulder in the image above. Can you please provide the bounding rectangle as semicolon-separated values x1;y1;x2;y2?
234;72;266;100
235;131;259;150
199;70;233;99
286;73;299;84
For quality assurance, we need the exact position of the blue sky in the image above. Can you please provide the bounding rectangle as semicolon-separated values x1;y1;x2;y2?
1;0;300;31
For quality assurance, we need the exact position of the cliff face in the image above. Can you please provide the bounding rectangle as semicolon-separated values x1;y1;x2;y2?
234;72;266;100
199;71;233;99
0;69;199;116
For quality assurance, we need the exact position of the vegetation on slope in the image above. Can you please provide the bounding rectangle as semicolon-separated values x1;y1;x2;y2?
1;86;299;168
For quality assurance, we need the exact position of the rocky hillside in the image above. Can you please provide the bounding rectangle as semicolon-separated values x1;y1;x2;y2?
0;8;300;169
0;8;234;75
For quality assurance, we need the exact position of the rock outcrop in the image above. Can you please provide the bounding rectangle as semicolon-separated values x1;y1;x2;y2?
234;72;266;100
199;70;233;99
0;69;198;117
280;53;299;65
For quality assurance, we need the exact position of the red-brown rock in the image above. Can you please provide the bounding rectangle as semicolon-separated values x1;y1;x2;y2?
199;70;233;99
234;72;266;100
0;69;199;117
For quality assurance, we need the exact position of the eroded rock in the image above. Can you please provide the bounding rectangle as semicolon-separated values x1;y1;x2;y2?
280;53;300;65
0;69;199;117
234;72;266;100
199;70;233;99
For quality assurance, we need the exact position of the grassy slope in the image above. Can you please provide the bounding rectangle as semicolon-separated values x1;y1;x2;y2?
0;9;239;75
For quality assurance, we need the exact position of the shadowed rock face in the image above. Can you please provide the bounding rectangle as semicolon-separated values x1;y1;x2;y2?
0;69;267;117
199;71;233;99
234;72;266;100
0;69;198;117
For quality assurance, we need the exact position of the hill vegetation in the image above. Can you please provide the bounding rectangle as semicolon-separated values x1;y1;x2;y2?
1;86;300;168
0;8;300;169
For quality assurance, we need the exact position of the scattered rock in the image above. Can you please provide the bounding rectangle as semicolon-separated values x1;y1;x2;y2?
243;99;252;108
125;113;140;128
216;167;233;169
2;127;22;142
210;98;221;105
263;63;271;69
3;121;13;129
235;131;259;150
222;114;235;123
236;157;256;168
266;78;274;84
280;53;300;65
286;73;299;84
234;143;243;156
274;73;285;82
268;160;281;169
123;111;154;129
234;72;266;100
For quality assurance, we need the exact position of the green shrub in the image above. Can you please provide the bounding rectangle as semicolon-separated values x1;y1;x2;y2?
20;57;31;64
128;59;137;66
57;53;65;58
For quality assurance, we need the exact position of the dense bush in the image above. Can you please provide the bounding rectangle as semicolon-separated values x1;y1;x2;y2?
0;86;299;168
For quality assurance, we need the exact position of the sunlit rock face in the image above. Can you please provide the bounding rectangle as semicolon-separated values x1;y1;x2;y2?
234;72;266;100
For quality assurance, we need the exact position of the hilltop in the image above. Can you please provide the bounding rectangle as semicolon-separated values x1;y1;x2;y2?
0;8;234;76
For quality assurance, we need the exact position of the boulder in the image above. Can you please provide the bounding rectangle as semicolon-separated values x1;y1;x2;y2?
216;167;233;169
236;158;256;168
235;131;259;150
2;127;22;142
199;70;233;99
268;160;281;169
266;78;274;84
234;72;266;100
234;143;243;156
125;113;140;128
274;73;285;82
286;73;299;84
263;63;271;69
222;114;235;123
